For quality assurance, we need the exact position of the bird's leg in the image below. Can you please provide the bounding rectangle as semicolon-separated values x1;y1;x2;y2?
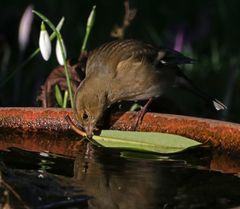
133;97;153;130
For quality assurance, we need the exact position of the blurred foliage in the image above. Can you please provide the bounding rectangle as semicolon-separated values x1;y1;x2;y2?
0;0;239;122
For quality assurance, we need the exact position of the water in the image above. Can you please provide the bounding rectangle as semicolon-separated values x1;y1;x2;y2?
0;132;240;209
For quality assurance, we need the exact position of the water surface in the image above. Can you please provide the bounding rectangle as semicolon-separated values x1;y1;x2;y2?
0;132;240;209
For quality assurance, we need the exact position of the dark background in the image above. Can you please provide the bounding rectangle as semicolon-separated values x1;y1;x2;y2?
0;0;239;122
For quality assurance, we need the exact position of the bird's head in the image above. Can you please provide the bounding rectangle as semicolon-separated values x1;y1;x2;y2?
74;82;108;138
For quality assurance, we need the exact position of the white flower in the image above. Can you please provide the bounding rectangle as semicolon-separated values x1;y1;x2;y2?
55;38;67;65
39;22;52;61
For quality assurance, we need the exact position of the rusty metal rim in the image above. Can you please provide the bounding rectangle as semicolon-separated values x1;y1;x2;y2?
0;107;240;152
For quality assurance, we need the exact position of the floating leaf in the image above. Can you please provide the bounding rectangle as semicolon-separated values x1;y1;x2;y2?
92;130;201;154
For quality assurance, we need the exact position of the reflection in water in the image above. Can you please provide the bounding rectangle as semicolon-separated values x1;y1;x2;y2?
1;139;240;208
0;148;89;209
74;148;158;209
73;145;240;209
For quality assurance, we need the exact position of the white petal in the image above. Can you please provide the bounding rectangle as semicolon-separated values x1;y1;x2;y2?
55;39;67;65
39;30;52;61
213;100;227;111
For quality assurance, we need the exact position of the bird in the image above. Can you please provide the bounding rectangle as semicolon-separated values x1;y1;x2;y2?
74;39;226;138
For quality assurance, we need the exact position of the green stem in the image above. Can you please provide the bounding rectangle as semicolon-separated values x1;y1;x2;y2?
33;10;74;108
81;29;90;52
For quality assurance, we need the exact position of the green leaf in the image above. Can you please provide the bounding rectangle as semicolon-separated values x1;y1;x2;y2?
62;90;68;108
92;130;201;154
54;84;63;107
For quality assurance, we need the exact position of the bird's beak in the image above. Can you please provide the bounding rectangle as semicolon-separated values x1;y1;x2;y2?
84;122;94;138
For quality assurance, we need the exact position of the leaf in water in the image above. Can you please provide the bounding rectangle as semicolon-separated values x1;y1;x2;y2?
120;151;188;167
120;151;171;160
92;130;201;154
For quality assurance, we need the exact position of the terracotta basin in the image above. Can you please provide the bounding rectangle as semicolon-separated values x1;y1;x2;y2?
1;107;240;173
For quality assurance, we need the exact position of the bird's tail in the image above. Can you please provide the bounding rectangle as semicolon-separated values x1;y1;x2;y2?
175;70;227;111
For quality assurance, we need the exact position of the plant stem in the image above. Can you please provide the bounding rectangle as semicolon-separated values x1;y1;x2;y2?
81;29;90;52
33;10;74;108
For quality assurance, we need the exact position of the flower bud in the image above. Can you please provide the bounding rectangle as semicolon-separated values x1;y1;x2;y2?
39;22;52;61
87;5;96;30
56;17;65;32
55;39;67;65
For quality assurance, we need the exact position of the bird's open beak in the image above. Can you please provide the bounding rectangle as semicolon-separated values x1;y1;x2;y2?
84;122;94;138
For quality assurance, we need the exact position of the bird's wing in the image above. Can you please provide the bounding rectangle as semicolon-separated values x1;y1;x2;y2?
154;48;195;67
86;40;156;73
86;39;194;75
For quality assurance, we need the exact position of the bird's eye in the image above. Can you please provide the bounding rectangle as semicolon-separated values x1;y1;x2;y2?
82;112;88;120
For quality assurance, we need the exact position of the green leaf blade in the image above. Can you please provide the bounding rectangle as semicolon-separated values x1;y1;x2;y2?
54;84;63;107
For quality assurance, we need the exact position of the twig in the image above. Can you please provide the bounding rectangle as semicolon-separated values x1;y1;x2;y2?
65;115;86;137
37;196;89;209
65;115;103;147
111;0;137;39
0;173;31;209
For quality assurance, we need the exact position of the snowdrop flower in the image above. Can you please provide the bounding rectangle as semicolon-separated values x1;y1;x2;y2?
18;4;34;52
55;38;66;65
39;22;52;61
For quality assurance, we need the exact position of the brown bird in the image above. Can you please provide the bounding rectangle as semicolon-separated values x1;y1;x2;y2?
74;39;226;137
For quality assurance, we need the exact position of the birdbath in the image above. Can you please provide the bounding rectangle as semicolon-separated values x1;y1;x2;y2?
2;107;240;209
0;107;240;152
0;107;239;175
